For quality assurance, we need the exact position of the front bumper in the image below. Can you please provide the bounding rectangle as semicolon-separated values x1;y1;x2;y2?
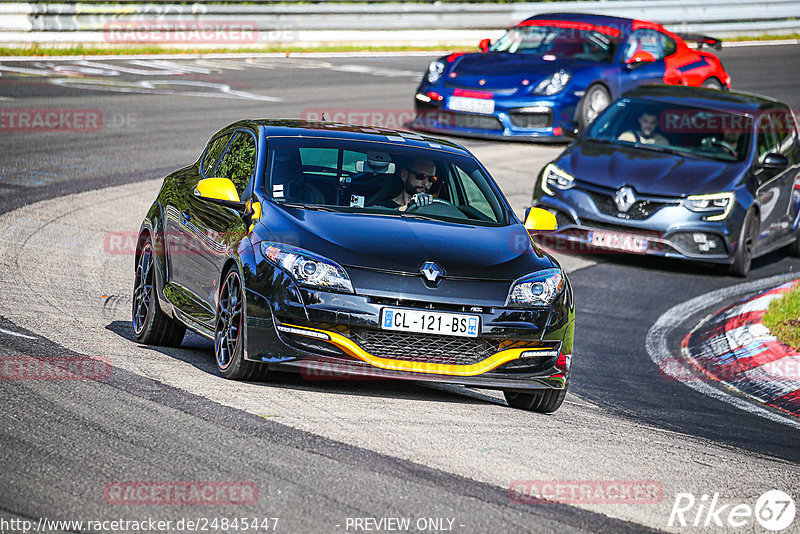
533;186;742;264
412;85;581;141
243;277;574;391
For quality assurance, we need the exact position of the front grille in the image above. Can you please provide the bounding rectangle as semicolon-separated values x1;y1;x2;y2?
509;110;553;129
586;191;670;220
367;296;490;314
436;111;504;131
351;328;524;366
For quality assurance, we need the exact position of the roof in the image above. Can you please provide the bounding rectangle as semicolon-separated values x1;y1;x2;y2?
247;119;469;153
622;85;784;113
521;13;635;33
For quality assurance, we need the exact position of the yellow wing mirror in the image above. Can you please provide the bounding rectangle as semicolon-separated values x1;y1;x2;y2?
193;178;247;211
524;207;558;232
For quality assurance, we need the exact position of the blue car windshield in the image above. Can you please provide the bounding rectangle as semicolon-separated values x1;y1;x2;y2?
490;24;618;62
586;98;754;162
263;136;508;226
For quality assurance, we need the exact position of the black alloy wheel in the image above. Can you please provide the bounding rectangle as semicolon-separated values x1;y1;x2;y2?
132;237;185;346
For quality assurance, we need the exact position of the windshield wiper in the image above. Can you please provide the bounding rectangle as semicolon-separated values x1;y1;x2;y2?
632;143;692;157
282;203;338;212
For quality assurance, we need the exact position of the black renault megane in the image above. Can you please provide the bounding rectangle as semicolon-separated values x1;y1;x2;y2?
132;121;574;412
533;86;800;276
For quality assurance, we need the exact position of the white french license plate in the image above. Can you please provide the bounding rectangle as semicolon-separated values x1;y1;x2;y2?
447;96;495;115
588;230;648;253
381;308;480;338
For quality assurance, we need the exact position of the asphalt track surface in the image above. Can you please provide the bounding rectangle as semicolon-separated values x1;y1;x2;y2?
0;45;799;533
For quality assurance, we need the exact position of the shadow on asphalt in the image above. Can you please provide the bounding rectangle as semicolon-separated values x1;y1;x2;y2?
105;320;497;406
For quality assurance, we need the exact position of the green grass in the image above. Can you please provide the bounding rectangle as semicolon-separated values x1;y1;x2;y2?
763;283;800;349
0;44;470;57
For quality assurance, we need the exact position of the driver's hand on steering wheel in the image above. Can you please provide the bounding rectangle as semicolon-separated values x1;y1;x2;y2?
409;193;434;208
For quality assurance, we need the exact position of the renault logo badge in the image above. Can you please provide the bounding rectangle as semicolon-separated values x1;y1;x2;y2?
614;186;637;213
419;261;444;284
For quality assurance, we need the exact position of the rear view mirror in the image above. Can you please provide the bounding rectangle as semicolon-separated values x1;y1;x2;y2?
761;152;789;169
561;121;580;138
626;50;656;65
194;177;247;211
479;38;491;53
524;207;558;232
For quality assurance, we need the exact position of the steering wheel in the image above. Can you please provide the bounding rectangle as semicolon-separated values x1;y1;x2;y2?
404;198;453;212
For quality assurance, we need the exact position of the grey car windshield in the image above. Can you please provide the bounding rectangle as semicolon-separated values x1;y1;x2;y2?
586;98;754;162
264;137;508;226
490;24;618;62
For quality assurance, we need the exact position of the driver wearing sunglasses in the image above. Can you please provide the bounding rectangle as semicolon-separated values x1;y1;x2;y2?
374;158;438;210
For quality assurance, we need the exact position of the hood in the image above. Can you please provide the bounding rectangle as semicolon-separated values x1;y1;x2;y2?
258;205;553;281
559;140;746;197
448;52;589;91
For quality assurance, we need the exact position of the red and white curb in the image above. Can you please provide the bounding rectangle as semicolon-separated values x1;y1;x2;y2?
681;280;800;418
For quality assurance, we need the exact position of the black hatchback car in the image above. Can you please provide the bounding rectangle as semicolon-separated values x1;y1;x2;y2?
133;121;575;412
533;86;800;276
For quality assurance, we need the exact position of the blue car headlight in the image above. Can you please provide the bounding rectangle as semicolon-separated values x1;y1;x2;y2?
426;60;445;84
532;69;571;95
506;268;565;307
682;192;735;221
541;163;575;195
261;242;353;293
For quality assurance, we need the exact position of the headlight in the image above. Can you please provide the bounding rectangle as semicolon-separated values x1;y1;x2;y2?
260;242;353;293
541;163;575;195
426;60;445;84
506;268;565;307
533;69;571;95
683;192;735;221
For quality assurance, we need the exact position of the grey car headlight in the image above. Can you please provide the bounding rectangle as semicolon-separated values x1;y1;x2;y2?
683;192;735;221
541;163;575;195
261;242;353;293
506;268;565;307
426;60;445;83
533;70;571;95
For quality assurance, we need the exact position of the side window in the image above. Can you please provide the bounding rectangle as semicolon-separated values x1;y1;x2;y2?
216;131;257;196
755;114;778;163
772;108;797;152
202;134;232;177
623;29;670;61
453;166;496;222
660;33;677;57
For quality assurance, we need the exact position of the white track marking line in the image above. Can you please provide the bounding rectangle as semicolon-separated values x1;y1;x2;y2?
646;272;800;430
0;327;36;339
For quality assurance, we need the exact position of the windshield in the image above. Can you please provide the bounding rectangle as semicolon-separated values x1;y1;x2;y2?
490;24;618;62
586;98;753;162
264;137;508;226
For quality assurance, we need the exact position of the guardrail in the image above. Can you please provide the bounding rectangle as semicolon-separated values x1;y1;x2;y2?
2;0;799;48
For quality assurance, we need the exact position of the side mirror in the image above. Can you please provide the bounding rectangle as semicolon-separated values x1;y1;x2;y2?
193;177;247;211
562;121;580;138
524;207;558;232
761;152;789;169
478;38;491;53
626;50;656;66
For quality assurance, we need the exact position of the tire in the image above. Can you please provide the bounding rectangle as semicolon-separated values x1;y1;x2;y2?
132;236;186;346
702;77;724;90
728;209;758;277
578;84;611;130
504;383;568;413
214;266;265;380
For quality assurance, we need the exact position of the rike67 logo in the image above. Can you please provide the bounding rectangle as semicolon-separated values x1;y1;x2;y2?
668;490;795;531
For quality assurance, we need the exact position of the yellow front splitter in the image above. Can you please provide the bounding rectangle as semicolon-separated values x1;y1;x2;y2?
278;323;555;377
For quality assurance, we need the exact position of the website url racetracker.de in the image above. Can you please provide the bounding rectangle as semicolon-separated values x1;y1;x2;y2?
0;517;279;533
